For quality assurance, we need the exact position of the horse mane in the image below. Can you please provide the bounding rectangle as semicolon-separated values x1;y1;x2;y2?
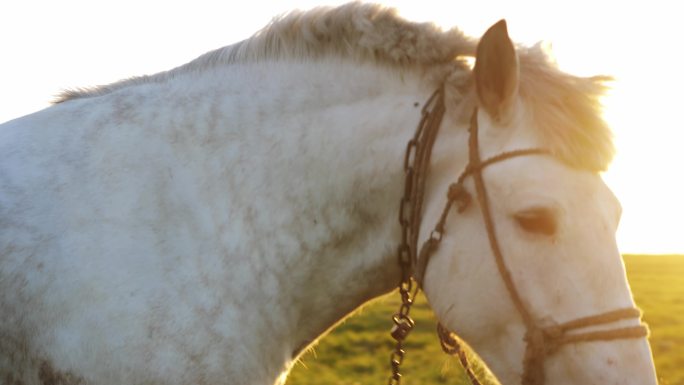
54;2;613;171
55;3;475;104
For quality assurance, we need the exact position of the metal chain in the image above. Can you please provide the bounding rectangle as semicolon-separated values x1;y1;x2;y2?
387;133;420;385
387;89;442;385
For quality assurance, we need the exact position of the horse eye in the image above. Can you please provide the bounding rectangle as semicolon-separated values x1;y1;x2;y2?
513;208;557;236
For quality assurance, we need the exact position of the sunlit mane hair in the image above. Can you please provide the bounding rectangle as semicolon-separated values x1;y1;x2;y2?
517;47;614;171
55;2;613;171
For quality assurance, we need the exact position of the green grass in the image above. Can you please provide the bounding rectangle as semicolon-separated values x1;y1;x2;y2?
624;255;684;385
287;255;684;385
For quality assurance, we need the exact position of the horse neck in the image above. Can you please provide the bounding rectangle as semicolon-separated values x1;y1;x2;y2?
199;59;443;370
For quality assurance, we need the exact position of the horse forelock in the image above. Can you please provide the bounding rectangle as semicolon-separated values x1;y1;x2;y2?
517;45;614;172
53;3;613;171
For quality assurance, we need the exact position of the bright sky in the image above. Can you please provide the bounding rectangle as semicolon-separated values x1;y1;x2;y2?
1;1;682;254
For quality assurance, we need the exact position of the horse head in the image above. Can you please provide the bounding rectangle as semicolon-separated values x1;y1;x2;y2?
419;20;657;385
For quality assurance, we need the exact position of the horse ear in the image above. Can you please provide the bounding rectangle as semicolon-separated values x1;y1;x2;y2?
474;19;519;122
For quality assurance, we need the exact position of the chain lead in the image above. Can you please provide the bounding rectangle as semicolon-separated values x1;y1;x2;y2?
387;88;443;384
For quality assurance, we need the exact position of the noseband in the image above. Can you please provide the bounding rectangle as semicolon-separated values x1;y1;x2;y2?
389;87;649;385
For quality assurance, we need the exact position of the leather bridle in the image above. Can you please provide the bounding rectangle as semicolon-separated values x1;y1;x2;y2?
389;87;649;385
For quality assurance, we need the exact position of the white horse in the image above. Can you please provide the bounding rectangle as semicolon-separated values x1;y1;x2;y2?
0;3;657;385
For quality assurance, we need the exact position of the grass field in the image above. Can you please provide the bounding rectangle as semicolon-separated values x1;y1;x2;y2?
287;255;684;385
